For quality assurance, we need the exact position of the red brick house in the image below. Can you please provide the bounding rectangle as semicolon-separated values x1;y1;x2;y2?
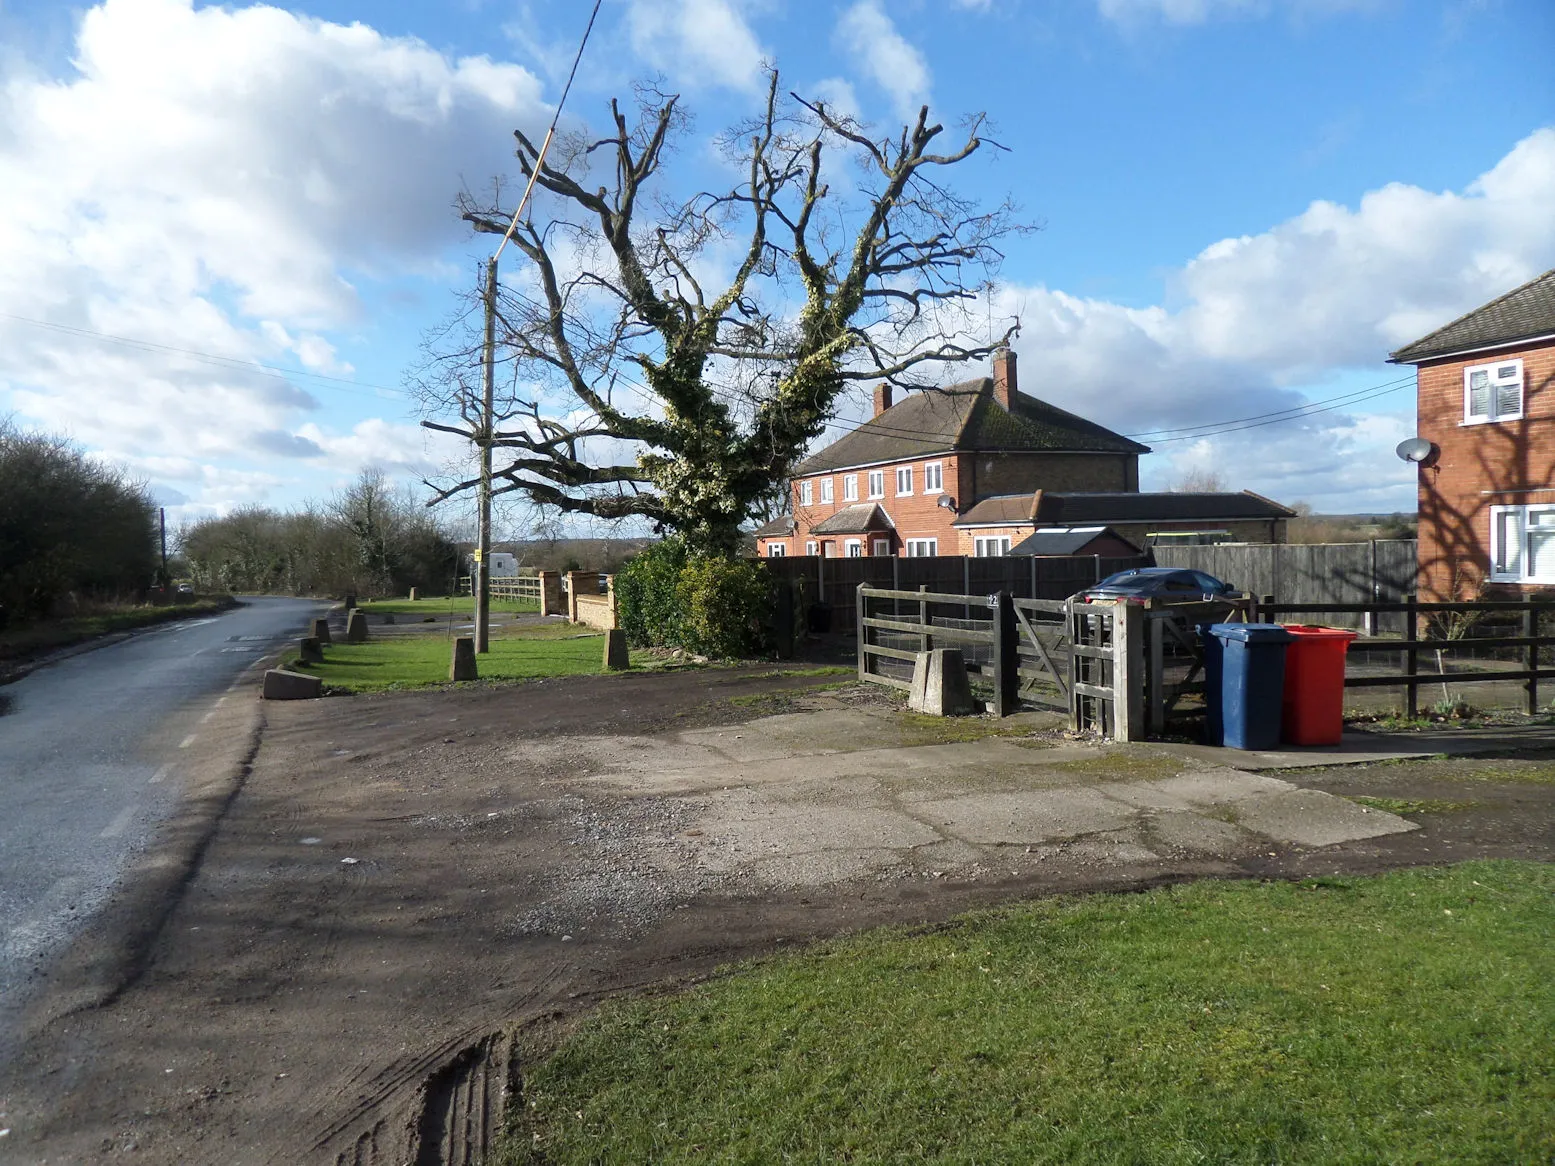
1389;268;1555;600
754;349;1150;558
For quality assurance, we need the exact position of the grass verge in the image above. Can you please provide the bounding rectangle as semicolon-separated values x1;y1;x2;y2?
356;595;538;616
503;861;1553;1165
287;626;603;692
0;596;236;671
1348;795;1480;815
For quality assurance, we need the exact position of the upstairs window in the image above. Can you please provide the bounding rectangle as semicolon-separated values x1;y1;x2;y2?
1465;359;1523;424
924;462;944;494
895;466;913;496
820;477;834;503
843;474;859;502
867;470;885;499
800;480;813;505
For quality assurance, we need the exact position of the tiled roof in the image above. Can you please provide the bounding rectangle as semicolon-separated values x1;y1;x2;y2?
952;494;1035;527
793;377;1148;476
1038;491;1295;524
752;515;796;538
810;503;893;535
1009;526;1140;557
1390;268;1555;363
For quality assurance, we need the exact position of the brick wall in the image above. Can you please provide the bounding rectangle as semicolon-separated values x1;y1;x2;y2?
787;453;967;555
1414;339;1555;600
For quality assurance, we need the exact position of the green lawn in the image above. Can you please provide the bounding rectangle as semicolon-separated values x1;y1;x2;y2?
356;595;538;615
504;861;1554;1165
288;625;603;691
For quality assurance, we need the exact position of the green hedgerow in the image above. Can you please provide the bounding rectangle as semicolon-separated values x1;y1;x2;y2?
674;555;774;659
614;536;689;648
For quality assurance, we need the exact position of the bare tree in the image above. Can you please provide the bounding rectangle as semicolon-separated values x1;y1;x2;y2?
419;70;1024;553
1171;467;1228;493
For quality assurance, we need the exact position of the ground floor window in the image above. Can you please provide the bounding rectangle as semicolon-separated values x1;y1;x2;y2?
845;539;863;557
767;543;786;557
974;536;1011;557
805;540;819;556
1491;504;1555;582
872;538;892;556
906;538;938;557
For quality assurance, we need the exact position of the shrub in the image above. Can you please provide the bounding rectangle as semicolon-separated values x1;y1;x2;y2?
614;536;689;648
674;555;774;659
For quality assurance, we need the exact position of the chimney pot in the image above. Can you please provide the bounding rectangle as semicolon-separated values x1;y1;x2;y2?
873;382;894;417
992;347;1017;410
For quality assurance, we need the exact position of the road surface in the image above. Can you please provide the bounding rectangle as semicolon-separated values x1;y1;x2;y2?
0;596;329;1066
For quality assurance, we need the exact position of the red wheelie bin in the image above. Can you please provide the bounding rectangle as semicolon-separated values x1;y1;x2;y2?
1280;625;1358;745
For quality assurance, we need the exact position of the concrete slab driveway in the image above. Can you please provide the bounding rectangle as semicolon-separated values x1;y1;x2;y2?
0;671;1440;1165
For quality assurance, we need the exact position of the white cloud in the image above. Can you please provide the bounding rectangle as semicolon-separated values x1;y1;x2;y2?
1096;0;1379;25
624;0;768;92
0;0;547;508
834;0;931;120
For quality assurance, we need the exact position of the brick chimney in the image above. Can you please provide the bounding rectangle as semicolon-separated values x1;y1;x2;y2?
992;347;1017;410
873;382;894;417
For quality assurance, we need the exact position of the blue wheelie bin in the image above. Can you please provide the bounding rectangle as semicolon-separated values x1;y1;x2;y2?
1201;623;1294;749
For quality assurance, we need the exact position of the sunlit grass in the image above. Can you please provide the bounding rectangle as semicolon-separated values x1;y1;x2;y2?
287;625;602;691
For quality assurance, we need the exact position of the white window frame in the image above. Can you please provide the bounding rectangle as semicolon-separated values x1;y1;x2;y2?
819;477;834;503
800;480;813;505
842;474;859;502
1464;358;1524;424
905;538;938;557
895;466;913;496
924;461;944;494
1490;503;1555;583
872;538;892;556
805;540;819;556
767;543;786;557
867;470;885;499
974;536;1012;557
845;539;863;557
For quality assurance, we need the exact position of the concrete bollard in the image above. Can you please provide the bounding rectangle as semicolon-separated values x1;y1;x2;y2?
603;628;630;671
382;612;396;625
311;617;332;645
409;587;418;602
450;636;478;682
343;593;357;611
346;609;368;643
908;648;976;716
263;668;323;700
299;636;323;665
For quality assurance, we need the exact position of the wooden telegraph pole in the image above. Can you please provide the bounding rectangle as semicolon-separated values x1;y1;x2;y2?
475;255;497;654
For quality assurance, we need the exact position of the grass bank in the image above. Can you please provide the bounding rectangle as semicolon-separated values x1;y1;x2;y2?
505;861;1553;1165
357;595;538;616
0;596;236;673
287;623;602;692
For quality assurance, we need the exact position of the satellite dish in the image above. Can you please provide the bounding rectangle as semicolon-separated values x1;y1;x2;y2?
1395;437;1436;464
936;494;957;510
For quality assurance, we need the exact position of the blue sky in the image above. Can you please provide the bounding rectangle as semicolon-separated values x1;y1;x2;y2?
0;0;1551;533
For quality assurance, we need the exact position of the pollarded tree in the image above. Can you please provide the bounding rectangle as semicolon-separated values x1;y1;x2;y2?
419;70;1024;554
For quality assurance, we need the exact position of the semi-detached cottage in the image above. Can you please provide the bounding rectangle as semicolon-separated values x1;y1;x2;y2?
1389;268;1555;601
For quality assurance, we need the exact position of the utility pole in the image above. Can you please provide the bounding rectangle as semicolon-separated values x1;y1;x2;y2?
475;255;497;654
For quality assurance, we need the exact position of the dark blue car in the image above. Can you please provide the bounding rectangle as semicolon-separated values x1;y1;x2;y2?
1075;567;1236;605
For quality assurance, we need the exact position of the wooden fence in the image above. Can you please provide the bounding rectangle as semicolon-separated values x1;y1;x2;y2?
1255;596;1555;716
457;575;542;603
1153;540;1417;632
770;553;1148;635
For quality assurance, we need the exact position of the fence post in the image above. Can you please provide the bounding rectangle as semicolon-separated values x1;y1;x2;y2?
857;584;869;682
919;585;930;653
1366;539;1379;637
1404;592;1418;718
1526;605;1539;716
1113;601;1145;741
991;591;1018;718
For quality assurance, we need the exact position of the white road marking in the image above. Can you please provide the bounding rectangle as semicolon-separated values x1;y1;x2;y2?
215;696;227;707
149;765;170;785
179;734;196;749
100;807;136;838
200;710;217;723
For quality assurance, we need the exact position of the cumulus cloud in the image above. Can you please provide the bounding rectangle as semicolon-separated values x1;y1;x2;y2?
624;0;768;92
0;0;546;507
834;0;931;120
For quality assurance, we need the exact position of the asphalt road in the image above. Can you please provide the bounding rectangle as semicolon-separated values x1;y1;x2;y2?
0;596;330;1067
